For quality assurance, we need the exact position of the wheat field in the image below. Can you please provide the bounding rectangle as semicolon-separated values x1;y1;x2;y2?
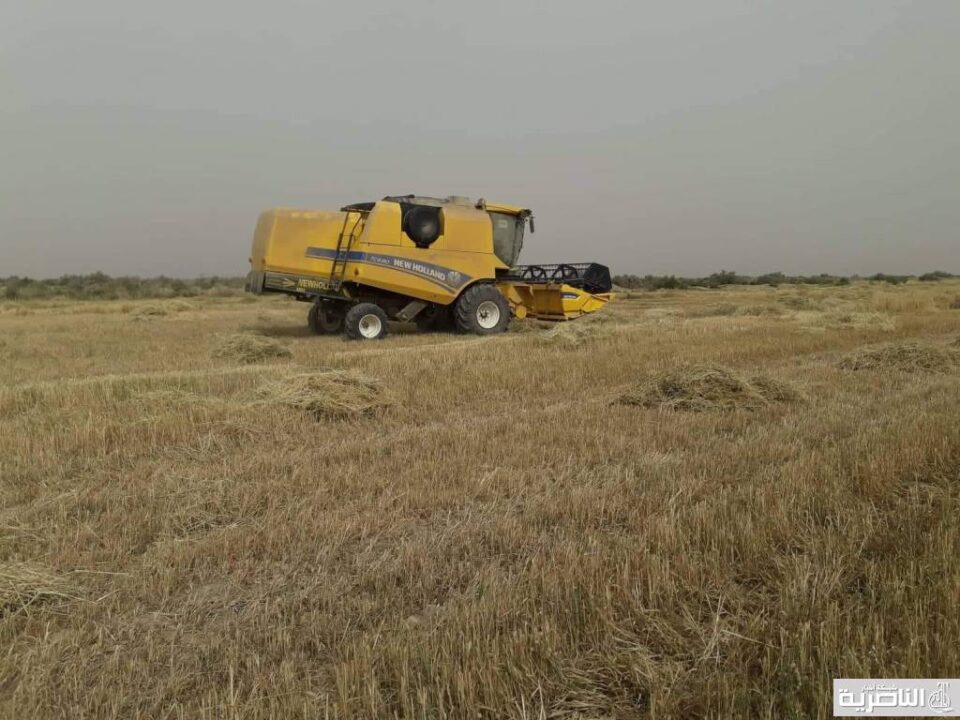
1;281;959;718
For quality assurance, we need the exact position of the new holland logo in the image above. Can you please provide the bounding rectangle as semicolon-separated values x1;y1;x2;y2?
303;247;473;290
391;258;450;284
296;277;327;291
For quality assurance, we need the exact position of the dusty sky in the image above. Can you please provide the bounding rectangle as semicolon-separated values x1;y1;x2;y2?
2;0;958;278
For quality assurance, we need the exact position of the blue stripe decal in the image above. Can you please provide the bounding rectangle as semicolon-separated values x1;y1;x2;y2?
305;247;472;291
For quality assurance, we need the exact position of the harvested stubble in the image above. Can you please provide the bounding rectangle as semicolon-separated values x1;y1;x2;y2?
838;342;959;373
817;311;895;331
685;303;739;318
5;279;960;718
618;364;802;411
575;306;632;325
130;303;169;319
0;564;81;615
257;369;392;419
507;318;555;334
736;304;785;317
167;299;195;312
211;333;292;364
535;318;618;348
778;294;821;310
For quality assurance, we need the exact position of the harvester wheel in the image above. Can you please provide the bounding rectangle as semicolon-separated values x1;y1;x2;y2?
344;303;389;340
307;301;345;335
454;284;511;335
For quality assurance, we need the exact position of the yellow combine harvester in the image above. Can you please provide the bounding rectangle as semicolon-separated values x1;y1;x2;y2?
245;194;612;339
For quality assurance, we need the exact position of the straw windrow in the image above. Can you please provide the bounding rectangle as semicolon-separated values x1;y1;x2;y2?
618;364;802;411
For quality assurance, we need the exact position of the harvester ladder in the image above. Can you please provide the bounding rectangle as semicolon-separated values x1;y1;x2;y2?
329;212;363;291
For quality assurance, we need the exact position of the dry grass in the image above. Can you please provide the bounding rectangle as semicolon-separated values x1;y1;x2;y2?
684;303;739;318
507;317;555;334
814;310;896;331
618;364;802;411
0;564;81;616
838;341;960;373
778;293;821;310
534;314;623;347
167;299;195;312
257;369;392;419
1;280;960;718
130;303;169;318
211;333;293;363
736;304;785;316
127;299;219;319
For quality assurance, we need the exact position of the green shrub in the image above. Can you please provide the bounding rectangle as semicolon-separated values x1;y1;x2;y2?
919;271;954;282
869;273;909;285
612;270;855;291
0;274;246;301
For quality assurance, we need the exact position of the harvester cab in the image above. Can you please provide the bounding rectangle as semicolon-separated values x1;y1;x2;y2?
245;194;612;339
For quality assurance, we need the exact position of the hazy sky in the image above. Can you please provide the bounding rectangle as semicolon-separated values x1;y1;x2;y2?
2;0;958;278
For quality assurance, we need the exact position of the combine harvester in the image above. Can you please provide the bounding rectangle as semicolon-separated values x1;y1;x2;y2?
245;194;612;339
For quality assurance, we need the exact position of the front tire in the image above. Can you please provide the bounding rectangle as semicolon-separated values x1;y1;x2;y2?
454;284;511;335
344;303;389;340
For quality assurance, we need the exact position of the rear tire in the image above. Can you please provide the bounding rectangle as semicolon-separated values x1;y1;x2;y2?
344;303;389;340
454;284;511;335
308;301;345;335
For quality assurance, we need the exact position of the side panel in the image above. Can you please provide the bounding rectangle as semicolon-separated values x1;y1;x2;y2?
360;202;402;247
249;211;277;271
334;202;505;303
428;205;495;254
253;201;510;305
257;208;349;276
334;244;498;304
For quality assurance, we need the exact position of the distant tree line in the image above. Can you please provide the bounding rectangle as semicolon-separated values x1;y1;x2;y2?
0;273;246;301
612;270;956;290
1;270;955;301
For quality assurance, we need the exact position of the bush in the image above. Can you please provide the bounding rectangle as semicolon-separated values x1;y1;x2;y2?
612;274;689;291
869;273;909;285
755;272;787;286
919;271;954;282
612;270;854;291
0;273;246;301
703;270;744;288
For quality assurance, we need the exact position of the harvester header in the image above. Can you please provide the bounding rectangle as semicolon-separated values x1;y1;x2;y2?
245;194;611;339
